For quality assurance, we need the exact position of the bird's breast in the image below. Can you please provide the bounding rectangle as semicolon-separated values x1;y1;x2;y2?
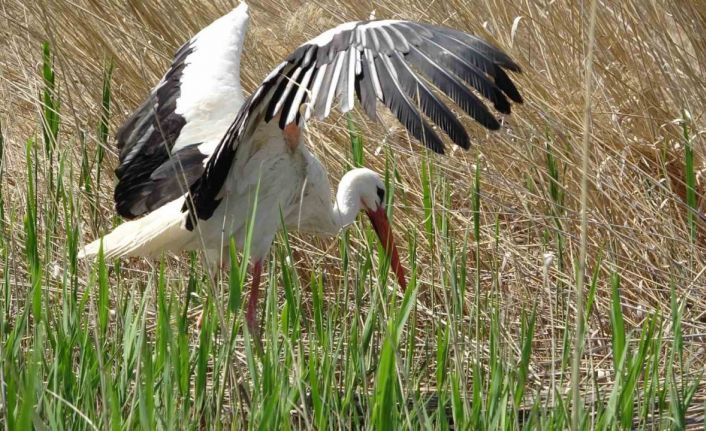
196;138;308;258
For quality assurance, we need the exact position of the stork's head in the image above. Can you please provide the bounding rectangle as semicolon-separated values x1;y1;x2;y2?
338;168;407;291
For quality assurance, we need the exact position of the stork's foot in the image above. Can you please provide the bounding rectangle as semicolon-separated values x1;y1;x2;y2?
245;260;264;354
245;305;263;354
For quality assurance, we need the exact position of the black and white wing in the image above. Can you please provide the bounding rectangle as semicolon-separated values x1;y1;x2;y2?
113;4;250;219
185;20;523;226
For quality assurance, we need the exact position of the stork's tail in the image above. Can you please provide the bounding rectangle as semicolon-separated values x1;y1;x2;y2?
79;198;191;260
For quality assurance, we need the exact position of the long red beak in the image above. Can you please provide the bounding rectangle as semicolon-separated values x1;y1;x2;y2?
365;206;407;291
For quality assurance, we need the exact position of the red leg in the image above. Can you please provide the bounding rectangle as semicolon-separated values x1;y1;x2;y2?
245;260;263;340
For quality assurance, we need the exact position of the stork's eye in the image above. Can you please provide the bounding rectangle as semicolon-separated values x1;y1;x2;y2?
376;187;385;203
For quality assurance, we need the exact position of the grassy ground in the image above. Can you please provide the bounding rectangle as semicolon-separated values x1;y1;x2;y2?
1;0;706;429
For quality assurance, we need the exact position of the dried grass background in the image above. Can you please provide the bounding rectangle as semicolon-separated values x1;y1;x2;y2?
1;0;706;398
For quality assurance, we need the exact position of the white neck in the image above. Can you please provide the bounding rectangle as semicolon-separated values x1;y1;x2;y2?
332;186;361;229
325;167;379;232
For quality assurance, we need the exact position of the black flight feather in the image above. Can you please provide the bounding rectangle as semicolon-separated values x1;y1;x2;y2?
413;35;511;114
389;52;469;149
355;57;379;119
405;46;500;130
374;55;445;153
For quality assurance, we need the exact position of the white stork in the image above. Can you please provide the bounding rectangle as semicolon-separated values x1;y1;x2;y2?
80;2;523;337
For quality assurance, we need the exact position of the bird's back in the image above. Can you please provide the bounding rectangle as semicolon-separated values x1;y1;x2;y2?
183;121;312;260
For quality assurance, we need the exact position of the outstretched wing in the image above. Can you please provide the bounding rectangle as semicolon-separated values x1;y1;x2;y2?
113;4;250;219
185;19;523;227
